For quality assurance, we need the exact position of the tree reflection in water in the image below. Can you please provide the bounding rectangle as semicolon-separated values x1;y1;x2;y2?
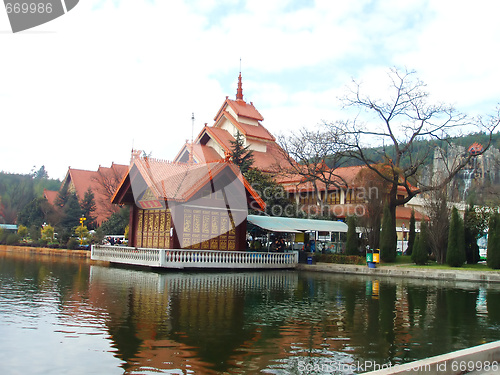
88;267;500;374
1;252;500;374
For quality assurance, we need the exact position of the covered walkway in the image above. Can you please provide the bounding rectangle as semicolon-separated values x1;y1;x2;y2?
247;215;348;233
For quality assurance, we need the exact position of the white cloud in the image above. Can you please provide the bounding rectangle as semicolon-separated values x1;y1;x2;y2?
0;0;499;180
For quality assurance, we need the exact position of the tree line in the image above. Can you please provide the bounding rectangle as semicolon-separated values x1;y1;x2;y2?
0;166;129;248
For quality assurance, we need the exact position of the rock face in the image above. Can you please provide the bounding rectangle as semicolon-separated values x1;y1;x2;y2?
423;143;500;202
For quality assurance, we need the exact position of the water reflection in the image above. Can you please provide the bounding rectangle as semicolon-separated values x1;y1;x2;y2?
2;251;500;374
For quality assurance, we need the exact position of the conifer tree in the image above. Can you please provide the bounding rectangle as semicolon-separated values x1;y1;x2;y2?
59;193;84;232
380;203;397;262
229;131;254;176
80;188;97;229
54;184;70;208
487;212;500;269
411;221;428;265
407;209;416;256
345;216;358;256
446;206;465;267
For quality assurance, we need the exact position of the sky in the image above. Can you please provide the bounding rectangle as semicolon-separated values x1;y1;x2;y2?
1;0;500;181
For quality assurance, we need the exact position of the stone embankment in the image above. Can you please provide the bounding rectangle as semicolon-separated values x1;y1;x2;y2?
0;244;90;259
297;263;500;283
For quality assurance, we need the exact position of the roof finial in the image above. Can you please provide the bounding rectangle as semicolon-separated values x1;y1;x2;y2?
236;59;243;101
189;113;195;165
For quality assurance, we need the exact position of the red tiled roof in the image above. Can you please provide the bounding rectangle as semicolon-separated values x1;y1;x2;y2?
43;189;58;205
223;99;264;121
59;163;128;225
468;142;483;154
113;158;265;211
396;206;428;221
193;144;223;163
204;126;235;151
280;165;366;192
251;142;291;173
222;110;275;141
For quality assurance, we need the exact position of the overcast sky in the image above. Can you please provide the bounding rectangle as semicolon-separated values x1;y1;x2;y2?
1;0;499;180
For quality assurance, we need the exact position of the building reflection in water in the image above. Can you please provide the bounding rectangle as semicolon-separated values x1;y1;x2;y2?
87;266;500;374
3;251;500;374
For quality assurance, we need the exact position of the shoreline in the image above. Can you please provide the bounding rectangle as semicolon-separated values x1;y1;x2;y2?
298;262;500;283
0;244;90;258
3;245;500;283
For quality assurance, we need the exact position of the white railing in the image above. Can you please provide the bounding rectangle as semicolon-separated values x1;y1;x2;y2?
91;245;298;269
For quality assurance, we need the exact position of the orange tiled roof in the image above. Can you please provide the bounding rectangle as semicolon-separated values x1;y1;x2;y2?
222;110;275;141
204;126;235;151
59;163;128;225
468;142;483;154
396;206;428;221
43;189;58;205
281;165;366;192
113;158;265;211
251;142;291;173
192;144;223;163
221;99;264;121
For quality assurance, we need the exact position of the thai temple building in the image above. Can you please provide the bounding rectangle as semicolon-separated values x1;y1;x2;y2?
174;73;290;173
173;74;426;228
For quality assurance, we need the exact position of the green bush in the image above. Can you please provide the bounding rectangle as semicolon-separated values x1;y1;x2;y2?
314;253;365;265
411;222;429;265
487;213;500;269
66;238;79;250
345;216;358;255
446;206;466;267
6;233;19;245
380;204;397;262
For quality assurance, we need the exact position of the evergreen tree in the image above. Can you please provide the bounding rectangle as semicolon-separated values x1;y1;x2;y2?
487;212;500;269
17;197;57;228
54;184;70;208
446;206;466;267
59;193;84;232
464;204;488;264
244;168;292;217
411;222;428;265
80;187;97;229
380;203;397;262
229;131;254;175
345;216;358;256
407;209;416;256
100;206;130;235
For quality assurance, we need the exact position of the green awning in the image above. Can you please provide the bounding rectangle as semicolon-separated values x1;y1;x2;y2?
247;215;347;233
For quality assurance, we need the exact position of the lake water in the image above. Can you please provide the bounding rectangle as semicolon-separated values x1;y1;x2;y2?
1;251;500;374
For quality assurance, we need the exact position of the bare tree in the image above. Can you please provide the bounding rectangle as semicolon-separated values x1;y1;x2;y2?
277;127;349;216
92;166;126;217
354;166;390;250
329;67;499;250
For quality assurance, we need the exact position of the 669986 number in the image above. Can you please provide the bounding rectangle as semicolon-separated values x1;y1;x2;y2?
5;3;53;14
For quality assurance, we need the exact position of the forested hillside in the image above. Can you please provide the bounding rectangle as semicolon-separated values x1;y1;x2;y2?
328;132;500;169
0;166;60;224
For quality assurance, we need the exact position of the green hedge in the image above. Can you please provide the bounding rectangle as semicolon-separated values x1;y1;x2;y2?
314;253;366;265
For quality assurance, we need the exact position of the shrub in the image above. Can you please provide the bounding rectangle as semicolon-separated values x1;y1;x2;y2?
66;238;79;250
407;209;416;256
487;212;500;269
446;206;466;267
314;253;365;265
6;233;19;245
411;222;429;265
380;204;397;262
345;216;358;256
29;225;41;241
